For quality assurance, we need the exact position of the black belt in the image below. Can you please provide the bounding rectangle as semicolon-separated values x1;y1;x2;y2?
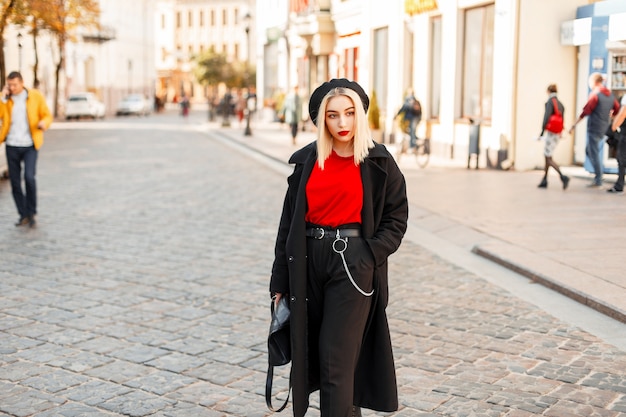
306;227;361;239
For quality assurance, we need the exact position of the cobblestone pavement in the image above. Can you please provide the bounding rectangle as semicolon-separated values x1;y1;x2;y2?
1;112;625;416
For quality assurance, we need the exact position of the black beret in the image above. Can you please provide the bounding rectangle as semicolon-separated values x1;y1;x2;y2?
308;78;370;125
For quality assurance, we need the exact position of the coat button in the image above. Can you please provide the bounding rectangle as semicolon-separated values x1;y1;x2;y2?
290;296;296;302
288;256;294;262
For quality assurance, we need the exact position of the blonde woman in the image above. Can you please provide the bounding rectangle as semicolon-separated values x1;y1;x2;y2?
270;79;408;417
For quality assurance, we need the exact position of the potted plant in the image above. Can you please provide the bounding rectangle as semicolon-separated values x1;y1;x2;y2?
368;90;383;143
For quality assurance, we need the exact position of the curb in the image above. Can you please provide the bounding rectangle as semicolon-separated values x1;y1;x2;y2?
472;245;626;324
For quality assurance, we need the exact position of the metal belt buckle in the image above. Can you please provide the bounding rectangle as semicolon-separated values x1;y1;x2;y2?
314;227;325;239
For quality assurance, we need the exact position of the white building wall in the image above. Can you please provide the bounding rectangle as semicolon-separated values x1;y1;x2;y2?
255;0;289;112
66;0;156;115
156;0;177;73
514;0;585;170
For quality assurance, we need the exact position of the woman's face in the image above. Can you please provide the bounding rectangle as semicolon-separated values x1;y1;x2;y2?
325;95;355;145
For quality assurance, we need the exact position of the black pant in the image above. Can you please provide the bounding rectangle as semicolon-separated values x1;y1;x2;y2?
290;123;298;139
6;145;38;219
615;135;626;191
306;235;374;417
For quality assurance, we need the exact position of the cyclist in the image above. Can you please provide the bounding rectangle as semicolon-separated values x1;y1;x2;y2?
396;89;422;148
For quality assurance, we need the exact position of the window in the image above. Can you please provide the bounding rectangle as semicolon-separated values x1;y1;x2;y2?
211;10;215;26
234;8;239;24
200;10;204;27
430;16;442;119
343;47;359;81
222;9;227;25
372;27;389;110
461;4;494;120
188;10;193;27
161;14;165;29
176;12;181;28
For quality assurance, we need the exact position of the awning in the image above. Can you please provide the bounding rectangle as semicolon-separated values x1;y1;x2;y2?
404;0;438;16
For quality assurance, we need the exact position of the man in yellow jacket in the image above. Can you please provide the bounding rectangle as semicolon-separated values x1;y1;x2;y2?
0;71;53;228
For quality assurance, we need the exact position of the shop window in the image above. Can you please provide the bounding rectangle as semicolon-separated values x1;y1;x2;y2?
430;15;442;119
373;27;388;111
461;4;494;121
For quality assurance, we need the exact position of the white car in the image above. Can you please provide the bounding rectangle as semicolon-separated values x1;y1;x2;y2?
65;93;106;120
115;94;151;116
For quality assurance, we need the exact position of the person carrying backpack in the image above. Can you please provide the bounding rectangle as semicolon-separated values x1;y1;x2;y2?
538;84;569;189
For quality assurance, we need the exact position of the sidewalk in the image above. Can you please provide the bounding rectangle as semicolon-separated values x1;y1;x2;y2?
209;116;626;324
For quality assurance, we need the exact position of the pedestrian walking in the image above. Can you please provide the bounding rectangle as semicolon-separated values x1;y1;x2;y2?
282;86;303;145
569;72;620;187
269;78;408;417
538;84;569;189
0;71;52;228
180;95;190;117
607;93;626;193
395;88;422;148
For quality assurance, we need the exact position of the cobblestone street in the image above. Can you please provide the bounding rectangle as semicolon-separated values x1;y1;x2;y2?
1;113;625;416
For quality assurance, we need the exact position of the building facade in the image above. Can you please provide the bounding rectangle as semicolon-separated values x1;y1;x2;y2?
66;0;156;115
256;0;626;171
155;0;255;104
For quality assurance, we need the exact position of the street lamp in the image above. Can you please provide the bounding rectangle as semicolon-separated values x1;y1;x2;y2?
17;32;22;73
243;12;252;136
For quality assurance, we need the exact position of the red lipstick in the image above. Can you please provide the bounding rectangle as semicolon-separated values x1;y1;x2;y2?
338;131;350;136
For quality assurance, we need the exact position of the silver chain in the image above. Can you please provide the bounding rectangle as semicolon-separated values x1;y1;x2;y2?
332;230;374;297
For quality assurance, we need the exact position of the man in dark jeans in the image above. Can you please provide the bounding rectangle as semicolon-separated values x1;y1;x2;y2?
569;73;620;187
0;71;53;227
608;94;626;193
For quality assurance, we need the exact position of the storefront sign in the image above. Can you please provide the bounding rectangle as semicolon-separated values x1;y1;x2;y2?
609;12;626;41
404;0;438;16
561;17;591;46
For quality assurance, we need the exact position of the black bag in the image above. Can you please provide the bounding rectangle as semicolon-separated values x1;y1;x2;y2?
266;296;291;412
606;125;619;159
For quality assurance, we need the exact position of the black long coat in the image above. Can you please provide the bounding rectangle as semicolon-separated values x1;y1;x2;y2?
270;142;408;416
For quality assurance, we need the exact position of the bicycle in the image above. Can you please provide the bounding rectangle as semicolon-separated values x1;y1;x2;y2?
396;132;430;168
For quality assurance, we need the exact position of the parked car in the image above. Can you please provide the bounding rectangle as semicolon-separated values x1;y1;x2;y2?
115;94;151;116
65;93;106;120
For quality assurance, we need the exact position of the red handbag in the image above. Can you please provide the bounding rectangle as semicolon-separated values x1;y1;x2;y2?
545;97;563;133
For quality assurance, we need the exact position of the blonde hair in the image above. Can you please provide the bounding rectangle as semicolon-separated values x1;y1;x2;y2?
315;87;374;169
589;72;605;89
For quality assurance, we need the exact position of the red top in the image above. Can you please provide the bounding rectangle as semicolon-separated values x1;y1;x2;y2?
305;151;363;228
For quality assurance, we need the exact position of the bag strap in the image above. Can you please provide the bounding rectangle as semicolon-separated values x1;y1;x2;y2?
265;364;291;412
551;97;561;117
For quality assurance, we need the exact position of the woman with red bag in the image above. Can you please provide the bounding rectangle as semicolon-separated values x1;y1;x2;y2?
538;84;569;190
